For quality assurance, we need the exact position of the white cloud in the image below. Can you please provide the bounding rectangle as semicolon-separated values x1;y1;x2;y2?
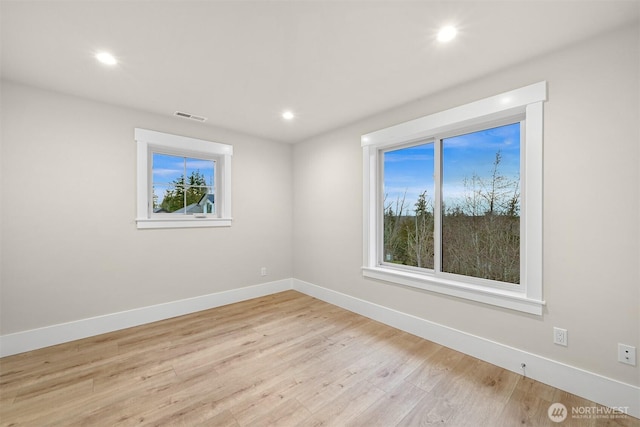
153;168;182;177
185;159;215;170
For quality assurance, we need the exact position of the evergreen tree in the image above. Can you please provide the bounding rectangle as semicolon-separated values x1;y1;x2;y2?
160;170;209;212
407;191;434;268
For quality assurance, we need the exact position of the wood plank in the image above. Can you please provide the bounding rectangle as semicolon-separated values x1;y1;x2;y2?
346;382;428;426
495;385;554;427
304;378;386;426
404;344;467;392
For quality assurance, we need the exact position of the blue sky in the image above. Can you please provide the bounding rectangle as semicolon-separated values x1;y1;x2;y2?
383;122;520;214
152;153;215;205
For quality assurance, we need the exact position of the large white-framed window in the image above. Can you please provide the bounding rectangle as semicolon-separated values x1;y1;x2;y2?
362;82;546;315
135;128;232;229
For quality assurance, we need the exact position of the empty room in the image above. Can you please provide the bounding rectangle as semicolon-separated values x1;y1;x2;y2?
1;1;639;425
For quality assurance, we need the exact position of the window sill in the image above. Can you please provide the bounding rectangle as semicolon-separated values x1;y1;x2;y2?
136;217;232;229
362;266;545;315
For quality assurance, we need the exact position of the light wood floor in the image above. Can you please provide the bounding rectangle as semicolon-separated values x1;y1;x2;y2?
1;291;638;426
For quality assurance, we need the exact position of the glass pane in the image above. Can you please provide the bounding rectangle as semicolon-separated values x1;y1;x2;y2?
197;189;215;214
152;154;216;215
441;122;520;284
186;157;215;190
152;153;184;187
152;182;185;213
383;142;435;269
152;153;185;213
185;157;214;214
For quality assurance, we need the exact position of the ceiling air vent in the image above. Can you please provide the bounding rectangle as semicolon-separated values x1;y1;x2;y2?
173;111;207;122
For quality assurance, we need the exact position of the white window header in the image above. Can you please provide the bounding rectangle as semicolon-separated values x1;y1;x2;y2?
135;128;233;156
362;81;547;149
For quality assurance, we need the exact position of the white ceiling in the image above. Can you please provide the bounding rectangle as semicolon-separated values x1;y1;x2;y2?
2;1;638;144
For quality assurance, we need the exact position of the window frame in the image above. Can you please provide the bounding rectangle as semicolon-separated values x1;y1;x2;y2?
135;128;232;229
361;82;546;315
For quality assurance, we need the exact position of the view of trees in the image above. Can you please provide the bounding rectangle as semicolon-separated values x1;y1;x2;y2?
154;170;210;213
383;152;520;284
384;190;435;269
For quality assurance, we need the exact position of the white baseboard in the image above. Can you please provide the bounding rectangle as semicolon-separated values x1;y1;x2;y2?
291;279;640;419
0;278;293;358
2;277;637;419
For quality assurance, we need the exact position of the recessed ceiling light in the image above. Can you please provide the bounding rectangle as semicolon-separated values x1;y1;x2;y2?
95;52;117;66
282;111;295;120
437;26;457;43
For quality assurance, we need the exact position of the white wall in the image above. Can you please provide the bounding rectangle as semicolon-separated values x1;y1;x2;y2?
0;82;293;334
293;24;639;386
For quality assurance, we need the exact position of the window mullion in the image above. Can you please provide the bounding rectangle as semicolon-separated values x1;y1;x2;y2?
377;149;383;266
215;159;219;216
147;149;153;217
214;160;219;216
434;137;443;274
519;120;526;291
182;157;187;215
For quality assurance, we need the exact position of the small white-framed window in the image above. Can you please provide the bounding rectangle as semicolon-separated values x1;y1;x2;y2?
135;128;232;229
362;82;546;315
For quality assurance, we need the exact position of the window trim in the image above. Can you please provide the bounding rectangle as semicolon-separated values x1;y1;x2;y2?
135;128;233;229
361;82;546;315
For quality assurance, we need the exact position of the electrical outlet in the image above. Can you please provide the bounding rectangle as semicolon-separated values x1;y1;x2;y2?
553;327;568;346
618;344;636;366
260;267;267;276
